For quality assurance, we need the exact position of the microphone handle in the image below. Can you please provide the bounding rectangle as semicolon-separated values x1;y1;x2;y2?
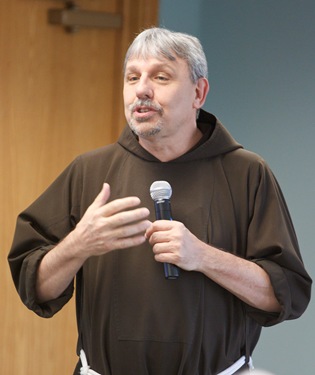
154;200;180;279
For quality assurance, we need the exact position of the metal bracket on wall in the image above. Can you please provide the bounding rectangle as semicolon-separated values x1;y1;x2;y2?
48;1;122;33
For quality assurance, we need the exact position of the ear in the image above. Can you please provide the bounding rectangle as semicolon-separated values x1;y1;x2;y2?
193;78;210;109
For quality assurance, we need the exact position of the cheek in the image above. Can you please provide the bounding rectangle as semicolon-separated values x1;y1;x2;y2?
168;92;195;112
123;86;133;105
123;89;133;114
158;90;183;110
170;84;195;104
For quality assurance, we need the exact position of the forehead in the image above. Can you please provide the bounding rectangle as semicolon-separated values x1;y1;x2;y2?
125;56;189;73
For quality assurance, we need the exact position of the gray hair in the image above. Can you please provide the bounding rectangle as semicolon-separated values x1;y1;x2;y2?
124;27;208;83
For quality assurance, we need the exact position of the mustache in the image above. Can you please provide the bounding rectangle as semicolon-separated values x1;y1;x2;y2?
129;100;163;114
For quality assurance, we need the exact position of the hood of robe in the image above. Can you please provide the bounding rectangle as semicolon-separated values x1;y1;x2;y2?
117;109;243;162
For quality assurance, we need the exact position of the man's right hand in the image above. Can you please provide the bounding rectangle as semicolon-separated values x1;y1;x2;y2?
36;183;150;303
72;183;151;259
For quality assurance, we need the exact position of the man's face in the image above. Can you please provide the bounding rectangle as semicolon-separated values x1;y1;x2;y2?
123;56;200;140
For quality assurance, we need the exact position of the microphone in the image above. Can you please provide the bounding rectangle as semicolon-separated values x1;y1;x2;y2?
150;181;180;280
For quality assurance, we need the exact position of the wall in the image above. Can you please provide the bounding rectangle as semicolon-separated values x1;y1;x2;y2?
1;0;158;373
159;1;315;374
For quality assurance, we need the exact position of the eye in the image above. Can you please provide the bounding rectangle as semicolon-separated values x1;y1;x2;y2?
126;74;139;83
155;74;169;82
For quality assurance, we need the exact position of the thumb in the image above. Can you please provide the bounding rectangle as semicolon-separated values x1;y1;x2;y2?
93;183;111;208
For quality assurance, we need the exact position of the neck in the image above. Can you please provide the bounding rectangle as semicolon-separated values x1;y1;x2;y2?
139;127;203;162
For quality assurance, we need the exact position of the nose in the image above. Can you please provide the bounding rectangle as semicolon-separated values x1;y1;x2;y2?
135;76;153;99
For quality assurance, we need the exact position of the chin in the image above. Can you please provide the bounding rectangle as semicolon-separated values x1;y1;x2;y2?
129;120;162;138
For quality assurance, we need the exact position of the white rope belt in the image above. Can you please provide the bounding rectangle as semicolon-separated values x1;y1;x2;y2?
80;349;101;375
217;355;254;375
79;349;253;375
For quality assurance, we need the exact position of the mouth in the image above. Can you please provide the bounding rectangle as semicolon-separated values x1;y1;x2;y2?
128;100;163;123
136;106;153;113
132;105;159;120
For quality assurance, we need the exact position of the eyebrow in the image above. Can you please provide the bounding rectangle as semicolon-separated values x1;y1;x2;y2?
125;60;178;74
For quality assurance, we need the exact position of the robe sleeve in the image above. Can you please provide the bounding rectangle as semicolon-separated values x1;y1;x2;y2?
8;158;84;318
245;159;312;326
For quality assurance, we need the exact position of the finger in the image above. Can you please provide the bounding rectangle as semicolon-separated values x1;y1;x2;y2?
147;230;172;246
109;207;150;228
113;219;152;240
101;196;144;217
107;220;152;251
114;233;148;250
153;244;179;264
152;241;174;255
92;183;111;208
145;220;174;239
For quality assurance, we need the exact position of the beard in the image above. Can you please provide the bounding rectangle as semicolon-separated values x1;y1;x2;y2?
127;100;163;138
129;118;162;137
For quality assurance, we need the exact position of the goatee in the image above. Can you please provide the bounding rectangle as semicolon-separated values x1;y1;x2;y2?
129;120;162;137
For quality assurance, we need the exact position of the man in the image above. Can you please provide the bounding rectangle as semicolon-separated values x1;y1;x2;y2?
8;28;311;375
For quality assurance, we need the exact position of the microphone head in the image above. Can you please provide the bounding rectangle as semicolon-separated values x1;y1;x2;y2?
150;180;172;201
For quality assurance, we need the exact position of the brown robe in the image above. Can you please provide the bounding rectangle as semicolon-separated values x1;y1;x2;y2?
8;110;311;374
